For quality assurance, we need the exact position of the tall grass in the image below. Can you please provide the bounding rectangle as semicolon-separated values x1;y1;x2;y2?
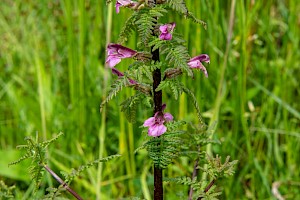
0;0;299;199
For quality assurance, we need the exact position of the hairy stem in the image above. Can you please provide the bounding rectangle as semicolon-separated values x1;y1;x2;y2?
43;164;83;200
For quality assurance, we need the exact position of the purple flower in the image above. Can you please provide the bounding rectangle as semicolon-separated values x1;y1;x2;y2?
188;54;210;77
106;43;137;68
159;22;176;40
111;68;137;85
115;0;137;13
143;104;173;137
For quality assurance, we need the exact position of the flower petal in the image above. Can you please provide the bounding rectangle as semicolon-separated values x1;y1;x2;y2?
106;56;122;68
162;33;172;40
159;23;175;41
164;113;173;122
143;117;155;127
118;47;137;58
115;2;121;13
189;54;210;64
148;124;167;137
159;24;168;33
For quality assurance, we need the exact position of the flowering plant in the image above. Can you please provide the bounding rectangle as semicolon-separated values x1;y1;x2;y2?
102;0;238;199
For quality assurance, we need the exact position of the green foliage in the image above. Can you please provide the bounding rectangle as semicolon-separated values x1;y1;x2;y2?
42;187;68;200
0;180;15;199
165;0;207;28
121;92;151;123
118;12;138;44
202;155;238;180
9;132;63;190
181;86;205;124
156;79;183;100
100;77;129;111
197;187;222;200
155;78;204;123
148;33;194;77
3;0;298;199
161;42;193;77
63;154;121;184
135;6;167;47
165;177;221;200
166;0;188;14
137;120;186;169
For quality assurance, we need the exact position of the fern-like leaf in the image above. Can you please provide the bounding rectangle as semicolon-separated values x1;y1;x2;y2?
100;77;128;111
121;93;144;123
186;12;207;29
202;155;238;179
65;154;121;184
9;133;64;190
166;0;207;28
43;187;68;200
0;180;15;199
138;120;186;169
135;6;167;47
182;86;204;124
166;0;188;14
118;12;138;44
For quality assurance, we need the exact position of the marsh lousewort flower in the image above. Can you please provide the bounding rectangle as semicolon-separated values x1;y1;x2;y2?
159;22;176;40
106;43;137;68
143;104;173;137
115;0;137;13
188;54;210;77
111;68;137;85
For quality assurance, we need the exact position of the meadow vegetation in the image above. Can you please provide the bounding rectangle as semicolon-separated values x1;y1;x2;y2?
0;0;299;199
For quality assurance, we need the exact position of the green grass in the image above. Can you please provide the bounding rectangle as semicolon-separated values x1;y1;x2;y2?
0;0;299;199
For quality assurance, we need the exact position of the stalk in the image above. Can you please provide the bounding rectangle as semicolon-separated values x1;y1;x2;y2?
151;19;163;200
152;1;163;198
43;164;83;200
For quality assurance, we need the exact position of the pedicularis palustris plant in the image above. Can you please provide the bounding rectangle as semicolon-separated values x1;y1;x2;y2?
102;0;238;199
9;1;237;199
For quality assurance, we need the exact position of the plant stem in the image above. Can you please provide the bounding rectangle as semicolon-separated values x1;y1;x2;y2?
188;159;199;200
43;164;83;200
152;0;163;195
152;45;163;200
197;179;216;200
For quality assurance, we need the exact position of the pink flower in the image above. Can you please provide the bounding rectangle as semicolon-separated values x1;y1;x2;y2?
188;54;210;77
106;43;137;68
159;22;176;40
143;104;173;137
111;68;137;85
115;0;137;13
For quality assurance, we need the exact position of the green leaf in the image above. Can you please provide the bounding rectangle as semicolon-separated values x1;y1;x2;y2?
120;93;144;123
100;77;128;111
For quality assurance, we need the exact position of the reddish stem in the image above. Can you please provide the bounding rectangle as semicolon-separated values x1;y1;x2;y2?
43;164;83;200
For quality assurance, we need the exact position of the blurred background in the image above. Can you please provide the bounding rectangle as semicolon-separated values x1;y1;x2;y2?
0;0;299;199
